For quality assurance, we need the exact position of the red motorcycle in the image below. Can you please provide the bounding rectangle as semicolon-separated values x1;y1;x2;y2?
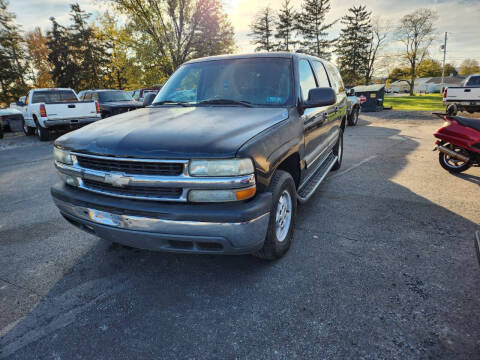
433;112;480;173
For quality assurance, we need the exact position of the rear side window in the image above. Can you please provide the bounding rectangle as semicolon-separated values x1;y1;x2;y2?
311;61;331;88
31;90;78;104
298;60;317;101
324;62;345;94
83;92;92;100
467;76;480;86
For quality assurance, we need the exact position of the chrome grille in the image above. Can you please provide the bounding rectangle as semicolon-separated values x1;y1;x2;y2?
83;179;182;199
76;156;184;176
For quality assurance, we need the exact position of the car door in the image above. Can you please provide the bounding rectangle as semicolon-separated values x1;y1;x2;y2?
322;62;347;147
299;59;334;169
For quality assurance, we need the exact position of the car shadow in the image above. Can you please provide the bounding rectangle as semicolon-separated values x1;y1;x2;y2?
1;118;480;359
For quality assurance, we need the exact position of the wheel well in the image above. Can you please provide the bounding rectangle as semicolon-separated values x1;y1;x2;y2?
276;153;301;189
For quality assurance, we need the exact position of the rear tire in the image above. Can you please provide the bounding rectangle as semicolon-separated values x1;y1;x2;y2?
23;118;35;136
331;129;344;171
253;170;297;260
36;123;50;141
438;150;472;174
347;107;359;126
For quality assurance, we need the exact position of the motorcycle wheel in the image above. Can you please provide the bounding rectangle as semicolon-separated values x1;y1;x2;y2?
438;145;472;173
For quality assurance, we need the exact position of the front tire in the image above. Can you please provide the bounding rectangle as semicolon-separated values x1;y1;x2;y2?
254;170;297;260
23;118;35;136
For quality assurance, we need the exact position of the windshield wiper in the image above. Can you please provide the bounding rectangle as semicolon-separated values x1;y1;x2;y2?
197;99;254;108
152;100;190;107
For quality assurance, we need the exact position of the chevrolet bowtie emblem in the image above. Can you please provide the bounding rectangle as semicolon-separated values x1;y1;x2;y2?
104;173;132;187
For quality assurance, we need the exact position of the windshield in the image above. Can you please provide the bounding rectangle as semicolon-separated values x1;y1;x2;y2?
154;58;293;107
98;91;134;102
31;90;78;104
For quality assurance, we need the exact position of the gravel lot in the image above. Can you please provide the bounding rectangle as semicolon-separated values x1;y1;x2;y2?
1;112;479;359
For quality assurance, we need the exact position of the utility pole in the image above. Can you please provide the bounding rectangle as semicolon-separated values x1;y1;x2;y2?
441;32;447;93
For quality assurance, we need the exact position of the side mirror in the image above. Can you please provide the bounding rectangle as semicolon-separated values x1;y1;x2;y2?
16;101;25;106
303;87;336;109
348;89;355;96
143;93;156;107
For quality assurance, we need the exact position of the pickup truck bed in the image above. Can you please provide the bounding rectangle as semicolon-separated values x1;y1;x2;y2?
443;75;480;114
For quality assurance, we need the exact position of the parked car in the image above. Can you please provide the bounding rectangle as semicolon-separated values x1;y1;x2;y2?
0;108;23;133
443;74;480;115
131;88;160;103
78;90;143;118
19;88;101;141
346;88;360;126
51;52;347;260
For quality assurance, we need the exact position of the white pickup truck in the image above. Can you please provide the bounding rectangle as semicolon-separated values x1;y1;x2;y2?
16;88;101;141
443;74;480;115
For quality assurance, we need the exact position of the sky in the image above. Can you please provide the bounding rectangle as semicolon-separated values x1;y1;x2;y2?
9;0;480;68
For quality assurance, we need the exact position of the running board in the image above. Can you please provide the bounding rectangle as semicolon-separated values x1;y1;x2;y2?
297;153;337;203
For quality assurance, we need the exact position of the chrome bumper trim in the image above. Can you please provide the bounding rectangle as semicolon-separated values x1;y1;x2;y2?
54;198;270;251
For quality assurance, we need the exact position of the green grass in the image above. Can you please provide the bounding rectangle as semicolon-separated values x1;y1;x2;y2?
383;94;445;111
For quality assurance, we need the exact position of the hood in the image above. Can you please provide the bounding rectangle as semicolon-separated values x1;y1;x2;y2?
55;106;289;159
100;101;143;108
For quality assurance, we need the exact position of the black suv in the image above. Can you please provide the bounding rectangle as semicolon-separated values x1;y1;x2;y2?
51;53;347;259
79;90;143;118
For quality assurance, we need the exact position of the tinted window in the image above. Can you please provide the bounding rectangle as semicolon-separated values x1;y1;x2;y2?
324;62;345;94
311;61;331;88
83;92;92;100
156;58;293;107
467;76;480;86
298;60;317;101
98;91;133;102
31;90;78;103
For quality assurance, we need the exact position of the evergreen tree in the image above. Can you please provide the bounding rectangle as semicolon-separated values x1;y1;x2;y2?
297;0;336;59
275;0;296;51
249;7;275;52
335;5;371;86
69;3;109;89
192;0;235;58
47;17;79;89
0;0;28;104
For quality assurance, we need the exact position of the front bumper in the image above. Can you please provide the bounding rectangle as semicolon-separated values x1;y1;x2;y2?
51;183;272;254
45;117;101;129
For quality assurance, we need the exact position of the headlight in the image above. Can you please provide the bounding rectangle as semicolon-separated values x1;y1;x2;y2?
189;158;254;177
53;147;73;165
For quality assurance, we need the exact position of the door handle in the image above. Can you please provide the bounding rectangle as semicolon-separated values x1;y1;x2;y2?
334;106;339;111
322;112;328;120
68;104;76;108
465;89;471;92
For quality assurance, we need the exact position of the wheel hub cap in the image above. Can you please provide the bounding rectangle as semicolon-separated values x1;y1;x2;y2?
275;190;292;242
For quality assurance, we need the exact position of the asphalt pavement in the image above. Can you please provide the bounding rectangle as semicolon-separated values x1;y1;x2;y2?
0;112;479;359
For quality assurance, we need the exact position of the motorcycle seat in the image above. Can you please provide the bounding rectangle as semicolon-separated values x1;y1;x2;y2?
454;116;480;132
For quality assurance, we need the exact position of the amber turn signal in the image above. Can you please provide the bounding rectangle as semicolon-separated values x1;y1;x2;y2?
235;186;256;201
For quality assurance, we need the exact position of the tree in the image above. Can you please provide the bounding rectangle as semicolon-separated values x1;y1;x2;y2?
417;58;443;77
444;63;458;77
69;3;110;89
387;67;410;82
47;16;80;88
274;0;296;51
364;17;388;85
335;5;371;86
112;0;235;75
0;0;29;105
397;8;438;95
191;0;235;58
249;7;275;52
96;12;136;90
25;27;54;88
459;59;480;76
297;0;336;59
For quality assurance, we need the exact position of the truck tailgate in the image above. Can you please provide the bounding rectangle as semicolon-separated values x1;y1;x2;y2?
45;102;97;120
446;87;480;102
